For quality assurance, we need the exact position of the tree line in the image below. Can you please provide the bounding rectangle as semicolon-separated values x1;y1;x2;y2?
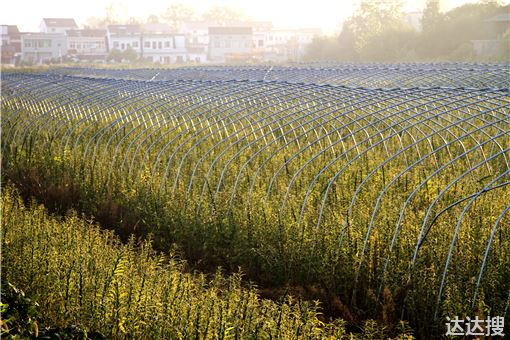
85;3;245;31
305;0;509;62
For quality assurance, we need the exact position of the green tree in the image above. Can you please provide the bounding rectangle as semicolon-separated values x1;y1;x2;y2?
304;0;507;62
107;48;123;62
163;4;195;30
127;16;141;25
122;47;138;63
147;14;160;24
422;0;443;32
345;0;405;54
84;2;126;28
304;36;343;61
495;27;510;62
417;1;501;60
202;6;245;25
335;24;358;61
361;26;418;62
305;0;410;62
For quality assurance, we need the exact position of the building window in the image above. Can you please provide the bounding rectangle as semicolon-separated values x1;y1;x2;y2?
164;41;170;48
37;39;51;48
152;41;156;49
114;41;119;48
133;41;139;48
214;40;220;48
121;43;125;49
24;40;32;47
225;40;231;48
258;40;263;47
127;43;131;48
144;41;150;48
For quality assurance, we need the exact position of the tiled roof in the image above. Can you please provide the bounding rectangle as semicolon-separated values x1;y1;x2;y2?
42;18;78;27
142;23;174;34
107;24;141;35
1;25;20;36
208;27;252;35
182;21;218;30
66;29;107;37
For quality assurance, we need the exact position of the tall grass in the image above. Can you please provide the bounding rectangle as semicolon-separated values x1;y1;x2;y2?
2;185;390;339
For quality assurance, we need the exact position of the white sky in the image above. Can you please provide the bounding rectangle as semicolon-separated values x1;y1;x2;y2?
1;0;508;35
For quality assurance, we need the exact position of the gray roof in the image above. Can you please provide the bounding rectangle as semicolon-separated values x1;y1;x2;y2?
182;21;218;31
208;27;252;35
42;18;78;28
1;25;20;36
66;29;106;38
229;21;273;30
107;24;141;35
142;23;174;34
7;25;20;34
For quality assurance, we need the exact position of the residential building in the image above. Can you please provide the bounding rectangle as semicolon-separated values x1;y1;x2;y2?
40;18;77;34
266;28;321;61
232;21;273;61
472;7;510;58
21;32;67;63
182;21;211;46
208;27;253;63
1;25;22;64
106;24;142;55
295;28;322;56
141;23;186;64
7;17;325;65
67;29;107;61
181;21;212;62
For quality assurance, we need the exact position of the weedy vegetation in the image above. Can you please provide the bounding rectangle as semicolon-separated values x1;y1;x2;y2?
1;65;509;338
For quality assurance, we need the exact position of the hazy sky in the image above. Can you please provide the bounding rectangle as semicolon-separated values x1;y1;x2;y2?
1;0;508;34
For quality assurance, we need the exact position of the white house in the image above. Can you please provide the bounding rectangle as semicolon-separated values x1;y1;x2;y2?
472;11;510;58
67;29;107;61
266;28;321;61
40;18;77;34
231;21;273;62
208;26;253;63
141;23;186;64
181;21;212;63
21;32;67;63
1;25;22;64
106;24;142;55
